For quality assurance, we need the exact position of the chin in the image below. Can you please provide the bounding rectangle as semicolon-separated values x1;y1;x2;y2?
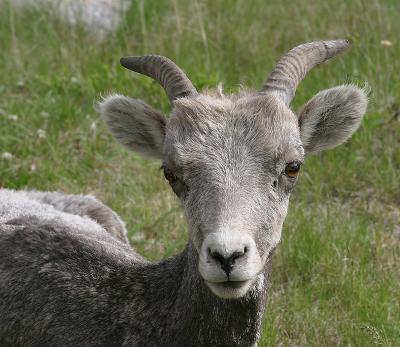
205;280;253;299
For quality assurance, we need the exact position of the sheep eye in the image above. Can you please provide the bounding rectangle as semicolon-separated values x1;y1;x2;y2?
162;165;188;197
284;162;301;178
163;166;177;183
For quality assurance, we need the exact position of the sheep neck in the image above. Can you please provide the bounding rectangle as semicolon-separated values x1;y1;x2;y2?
135;242;270;346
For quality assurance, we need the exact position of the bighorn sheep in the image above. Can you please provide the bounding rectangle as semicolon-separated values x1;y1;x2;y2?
0;40;368;346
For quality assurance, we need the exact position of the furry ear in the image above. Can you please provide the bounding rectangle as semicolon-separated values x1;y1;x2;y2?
298;85;368;154
99;94;166;159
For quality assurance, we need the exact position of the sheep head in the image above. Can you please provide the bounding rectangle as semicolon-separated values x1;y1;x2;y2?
99;40;368;299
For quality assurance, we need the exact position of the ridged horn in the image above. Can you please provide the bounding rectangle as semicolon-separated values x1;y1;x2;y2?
260;40;350;105
120;55;198;103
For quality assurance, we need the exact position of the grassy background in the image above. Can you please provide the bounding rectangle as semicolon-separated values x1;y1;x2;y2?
0;0;399;345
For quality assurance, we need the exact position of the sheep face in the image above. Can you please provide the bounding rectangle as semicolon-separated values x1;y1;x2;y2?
100;84;366;299
162;94;300;298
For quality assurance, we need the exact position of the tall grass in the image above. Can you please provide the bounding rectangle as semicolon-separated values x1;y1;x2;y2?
0;0;399;345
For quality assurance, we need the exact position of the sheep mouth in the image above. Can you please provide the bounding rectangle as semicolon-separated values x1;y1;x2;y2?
205;280;253;299
216;281;248;289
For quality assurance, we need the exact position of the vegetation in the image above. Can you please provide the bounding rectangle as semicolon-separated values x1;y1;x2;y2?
0;0;398;345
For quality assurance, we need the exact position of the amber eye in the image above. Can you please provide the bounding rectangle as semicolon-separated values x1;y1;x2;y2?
284;162;301;178
163;166;177;183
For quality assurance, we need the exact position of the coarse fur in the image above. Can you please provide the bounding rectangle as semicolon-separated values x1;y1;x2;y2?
0;42;368;346
22;190;129;243
0;189;267;346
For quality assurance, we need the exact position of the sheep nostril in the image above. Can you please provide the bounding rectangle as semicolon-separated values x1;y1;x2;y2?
244;246;248;254
210;251;224;264
209;249;247;277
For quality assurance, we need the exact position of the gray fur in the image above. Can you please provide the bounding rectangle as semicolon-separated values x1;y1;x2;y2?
0;189;266;346
99;94;166;159
26;190;129;243
298;85;368;153
0;41;368;346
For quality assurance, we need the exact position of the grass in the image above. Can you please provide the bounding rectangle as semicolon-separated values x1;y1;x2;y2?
0;0;399;345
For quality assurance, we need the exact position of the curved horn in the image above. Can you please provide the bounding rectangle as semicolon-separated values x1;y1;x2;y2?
120;55;198;103
260;40;350;105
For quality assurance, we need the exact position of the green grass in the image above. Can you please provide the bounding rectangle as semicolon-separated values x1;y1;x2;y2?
0;0;399;345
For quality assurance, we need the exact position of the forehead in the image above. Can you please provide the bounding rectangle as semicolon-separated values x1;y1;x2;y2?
164;94;303;168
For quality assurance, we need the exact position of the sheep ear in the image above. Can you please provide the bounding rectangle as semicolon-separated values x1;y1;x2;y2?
99;94;166;159
298;85;368;154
